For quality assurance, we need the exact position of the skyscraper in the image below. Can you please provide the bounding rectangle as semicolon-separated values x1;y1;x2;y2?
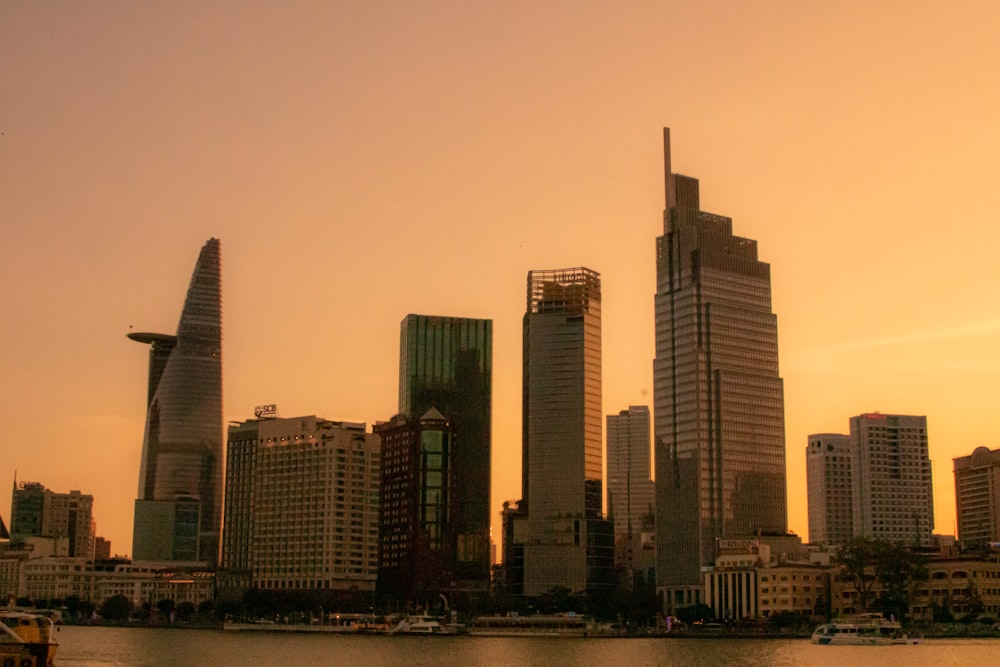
806;433;854;546
850;413;933;545
397;314;492;593
606;406;654;537
130;238;222;564
521;267;612;596
954;446;1000;548
653;129;787;607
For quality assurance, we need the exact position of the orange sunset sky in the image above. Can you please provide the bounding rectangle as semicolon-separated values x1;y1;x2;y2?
3;2;999;558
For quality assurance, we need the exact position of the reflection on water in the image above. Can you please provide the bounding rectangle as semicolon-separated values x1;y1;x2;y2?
54;626;1000;667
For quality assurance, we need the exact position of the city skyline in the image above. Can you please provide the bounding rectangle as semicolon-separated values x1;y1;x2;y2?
3;3;999;556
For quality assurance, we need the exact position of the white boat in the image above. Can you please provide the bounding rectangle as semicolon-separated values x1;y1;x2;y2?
388;614;461;635
0;610;59;667
811;613;922;645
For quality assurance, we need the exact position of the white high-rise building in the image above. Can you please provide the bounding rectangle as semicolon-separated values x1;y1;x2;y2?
806;433;853;546
850;413;933;545
607;406;654;537
953;446;1000;548
222;415;381;593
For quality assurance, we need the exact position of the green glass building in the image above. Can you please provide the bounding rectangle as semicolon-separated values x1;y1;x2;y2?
396;314;492;597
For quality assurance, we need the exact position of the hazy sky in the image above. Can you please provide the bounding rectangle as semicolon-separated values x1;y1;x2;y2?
3;2;999;556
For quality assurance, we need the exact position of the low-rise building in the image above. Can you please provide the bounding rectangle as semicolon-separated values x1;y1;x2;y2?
704;538;832;621
15;557;214;608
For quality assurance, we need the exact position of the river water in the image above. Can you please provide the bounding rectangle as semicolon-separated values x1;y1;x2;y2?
53;626;999;666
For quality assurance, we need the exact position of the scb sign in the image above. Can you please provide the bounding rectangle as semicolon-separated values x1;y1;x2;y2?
254;404;277;418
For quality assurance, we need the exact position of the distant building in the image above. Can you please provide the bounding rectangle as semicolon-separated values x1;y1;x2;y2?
755;563;830;620
953;446;1000;548
614;511;656;581
850;413;933;545
130;238;223;565
806;434;853;546
499;500;526;594
607;406;654;538
376;409;455;605
17;557;214;608
10;482;96;559
94;536;112;561
703;538;829;621
221;415;381;596
397;314;492;597
520;267;613;596
653;128;787;609
830;554;1000;620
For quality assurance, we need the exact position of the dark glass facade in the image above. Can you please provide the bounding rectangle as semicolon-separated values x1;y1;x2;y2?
376;409;454;605
653;130;787;603
130;238;222;564
397;315;492;595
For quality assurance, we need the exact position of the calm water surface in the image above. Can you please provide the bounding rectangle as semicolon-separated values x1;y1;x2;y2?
54;626;1000;667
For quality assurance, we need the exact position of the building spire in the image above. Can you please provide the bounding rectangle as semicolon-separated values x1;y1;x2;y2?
663;127;678;217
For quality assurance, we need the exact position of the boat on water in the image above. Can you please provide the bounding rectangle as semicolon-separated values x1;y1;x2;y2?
811;613;922;645
0;611;59;667
388;614;462;635
469;613;594;637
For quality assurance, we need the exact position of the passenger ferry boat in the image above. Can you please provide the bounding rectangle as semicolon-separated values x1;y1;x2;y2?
469;613;594;637
0;610;59;667
388;614;462;635
811;613;922;645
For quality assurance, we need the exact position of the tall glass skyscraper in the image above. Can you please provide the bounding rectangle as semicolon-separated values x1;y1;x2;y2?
130;238;222;564
521;268;612;595
397;314;492;595
653;130;787;607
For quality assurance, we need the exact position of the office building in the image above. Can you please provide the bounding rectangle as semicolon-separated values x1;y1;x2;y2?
521;267;613;596
806;434;854;546
376;409;454;604
397;314;492;593
9;482;96;559
653;129;787;608
850;413;933;545
607;406;654;537
221;415;381;594
129;238;222;564
953;446;1000;548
